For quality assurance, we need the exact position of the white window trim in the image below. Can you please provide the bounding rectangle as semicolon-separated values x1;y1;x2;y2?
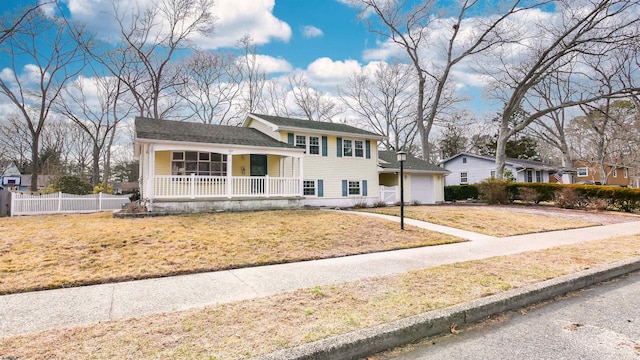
460;172;468;185
342;138;365;158
577;167;588;177
171;151;227;176
613;168;618;178
303;179;317;197
348;180;361;196
624;168;628;178
295;134;321;156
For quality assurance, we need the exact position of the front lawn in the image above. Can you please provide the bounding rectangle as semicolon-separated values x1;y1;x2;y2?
0;210;460;294
362;206;598;236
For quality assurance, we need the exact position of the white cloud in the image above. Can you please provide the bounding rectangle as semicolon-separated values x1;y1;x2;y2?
301;25;323;38
237;55;292;74
61;0;292;49
306;57;362;82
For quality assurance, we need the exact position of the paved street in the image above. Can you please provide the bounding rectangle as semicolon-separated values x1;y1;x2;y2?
389;271;640;360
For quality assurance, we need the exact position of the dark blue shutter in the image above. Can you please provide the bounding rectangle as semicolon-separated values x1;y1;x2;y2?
318;179;324;197
337;137;342;157
365;140;371;159
342;180;348;196
288;133;294;145
362;180;368;196
322;136;328;157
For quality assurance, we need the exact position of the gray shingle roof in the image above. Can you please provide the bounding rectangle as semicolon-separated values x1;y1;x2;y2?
135;117;298;149
440;152;562;171
250;113;383;138
378;150;448;173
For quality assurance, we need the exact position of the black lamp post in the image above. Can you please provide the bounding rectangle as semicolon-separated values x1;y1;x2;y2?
396;151;406;230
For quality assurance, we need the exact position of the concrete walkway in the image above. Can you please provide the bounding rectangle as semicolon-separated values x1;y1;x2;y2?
2;213;640;337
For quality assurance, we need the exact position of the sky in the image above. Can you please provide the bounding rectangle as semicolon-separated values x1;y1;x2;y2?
0;0;504;124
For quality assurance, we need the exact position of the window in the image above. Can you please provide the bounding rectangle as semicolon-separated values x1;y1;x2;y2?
490;170;496;179
526;170;533;183
309;136;320;155
536;171;542;182
348;180;360;195
343;139;353;157
460;172;468;184
462;157;467;164
295;135;306;150
613;168;618;178
172;151;227;176
354;140;364;158
577;167;588;177
624;168;628;178
342;139;365;158
303;180;316;196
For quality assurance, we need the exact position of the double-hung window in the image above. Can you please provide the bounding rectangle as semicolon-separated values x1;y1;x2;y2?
309;136;320;155
460;172;468;185
354;140;364;157
303;180;316;196
343;139;353;157
342;139;364;158
577;167;588;177
348;181;361;195
295;135;306;150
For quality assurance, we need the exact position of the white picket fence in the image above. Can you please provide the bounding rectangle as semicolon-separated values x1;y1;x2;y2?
10;191;131;216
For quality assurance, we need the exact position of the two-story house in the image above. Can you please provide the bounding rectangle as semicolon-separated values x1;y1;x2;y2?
135;114;388;212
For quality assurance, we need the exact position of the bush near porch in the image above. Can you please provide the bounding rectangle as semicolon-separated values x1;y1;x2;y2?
445;182;640;212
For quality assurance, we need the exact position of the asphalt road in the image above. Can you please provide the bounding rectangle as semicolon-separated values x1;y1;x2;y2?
387;271;640;360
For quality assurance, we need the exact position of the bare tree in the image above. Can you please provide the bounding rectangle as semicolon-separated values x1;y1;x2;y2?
86;0;216;120
262;78;292;117
236;36;267;115
0;8;86;190
177;51;243;125
288;73;342;121
0;113;33;172
484;0;640;179
338;61;417;150
56;75;132;187
0;1;54;44
355;0;535;160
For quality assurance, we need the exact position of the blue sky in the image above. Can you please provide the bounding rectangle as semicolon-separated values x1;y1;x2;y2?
0;0;502;121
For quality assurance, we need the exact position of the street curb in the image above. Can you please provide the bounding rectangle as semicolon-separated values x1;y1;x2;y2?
254;257;640;360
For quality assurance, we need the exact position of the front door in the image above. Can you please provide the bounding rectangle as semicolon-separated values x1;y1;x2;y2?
250;155;267;194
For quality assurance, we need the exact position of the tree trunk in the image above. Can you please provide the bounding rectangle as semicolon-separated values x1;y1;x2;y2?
30;136;40;192
92;144;101;187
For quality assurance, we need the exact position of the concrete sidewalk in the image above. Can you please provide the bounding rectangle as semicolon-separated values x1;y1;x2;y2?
2;215;640;337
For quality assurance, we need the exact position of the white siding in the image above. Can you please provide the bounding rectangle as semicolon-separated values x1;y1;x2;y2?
443;156;500;186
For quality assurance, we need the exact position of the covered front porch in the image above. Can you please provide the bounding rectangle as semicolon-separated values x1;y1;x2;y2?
139;142;305;201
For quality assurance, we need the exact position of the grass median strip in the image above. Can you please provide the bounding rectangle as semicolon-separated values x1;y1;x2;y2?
0;210;460;294
2;235;639;359
362;206;598;237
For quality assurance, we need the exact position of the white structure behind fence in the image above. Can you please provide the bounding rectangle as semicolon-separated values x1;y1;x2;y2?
10;192;131;216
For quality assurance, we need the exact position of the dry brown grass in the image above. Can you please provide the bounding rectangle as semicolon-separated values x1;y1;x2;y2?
2;235;639;359
0;210;459;294
364;206;597;236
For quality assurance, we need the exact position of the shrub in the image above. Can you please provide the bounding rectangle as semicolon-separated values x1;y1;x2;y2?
410;200;421;206
371;200;387;208
586;197;611;211
52;175;93;195
444;185;479;201
554;187;581;209
477;179;510;205
352;198;369;208
517;187;539;204
93;181;113;194
121;202;147;213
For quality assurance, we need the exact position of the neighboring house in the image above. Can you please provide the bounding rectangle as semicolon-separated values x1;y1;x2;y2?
378;150;448;204
135;114;387;212
1;160;22;190
440;153;567;186
573;160;632;186
15;174;54;192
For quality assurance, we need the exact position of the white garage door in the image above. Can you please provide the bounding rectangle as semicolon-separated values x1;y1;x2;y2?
410;174;435;204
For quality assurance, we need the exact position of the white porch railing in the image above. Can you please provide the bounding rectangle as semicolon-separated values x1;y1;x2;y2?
154;175;301;199
11;192;131;216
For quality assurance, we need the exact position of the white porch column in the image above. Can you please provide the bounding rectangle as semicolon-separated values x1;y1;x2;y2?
298;155;304;197
226;152;233;198
146;144;155;199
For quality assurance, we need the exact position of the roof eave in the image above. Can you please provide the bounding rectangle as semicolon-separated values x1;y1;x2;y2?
134;137;304;153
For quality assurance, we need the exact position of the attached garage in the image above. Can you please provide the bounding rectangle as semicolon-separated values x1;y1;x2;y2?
378;151;448;205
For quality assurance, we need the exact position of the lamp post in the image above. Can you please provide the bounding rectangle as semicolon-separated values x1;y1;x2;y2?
396;151;407;230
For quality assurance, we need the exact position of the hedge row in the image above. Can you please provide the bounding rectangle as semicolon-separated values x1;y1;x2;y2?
445;181;640;212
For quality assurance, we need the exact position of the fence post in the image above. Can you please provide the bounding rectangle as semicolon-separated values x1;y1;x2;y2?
99;192;103;211
58;192;62;212
190;173;195;199
10;191;14;217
